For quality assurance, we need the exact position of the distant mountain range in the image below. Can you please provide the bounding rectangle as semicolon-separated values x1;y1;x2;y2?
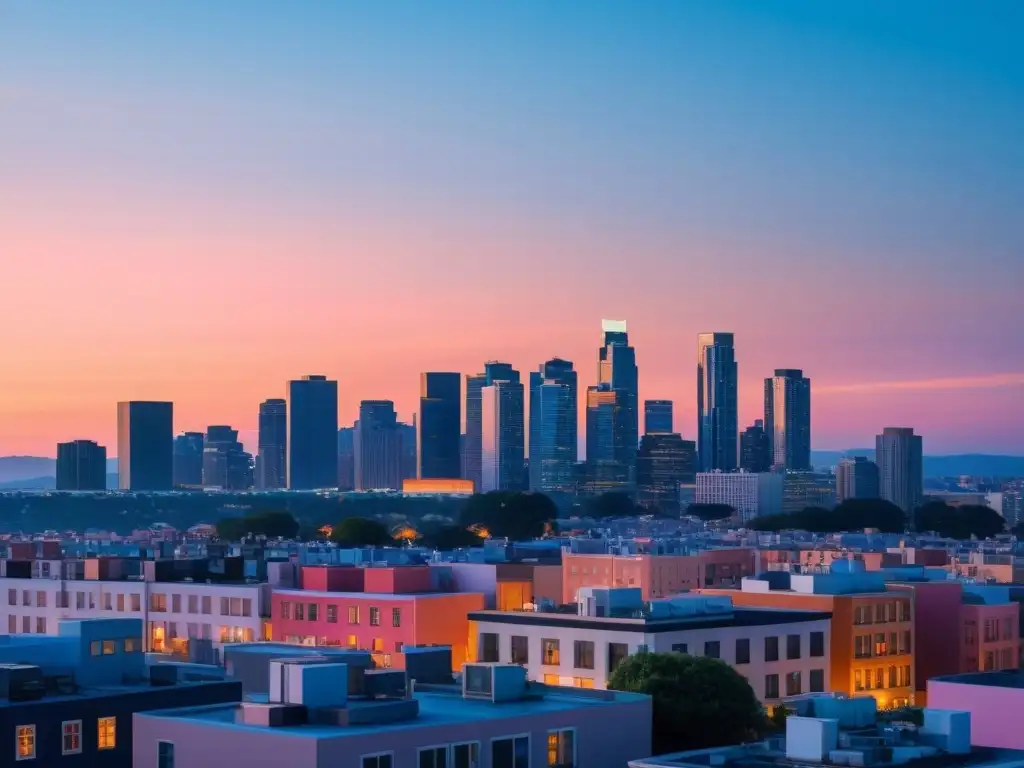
0;457;120;490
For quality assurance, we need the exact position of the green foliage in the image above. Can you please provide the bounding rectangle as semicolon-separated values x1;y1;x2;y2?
330;516;392;547
420;524;481;550
751;498;907;534
914;502;1004;539
767;705;790;732
607;652;766;754
459;491;556;540
215;510;299;540
686;503;736;522
587;492;638;518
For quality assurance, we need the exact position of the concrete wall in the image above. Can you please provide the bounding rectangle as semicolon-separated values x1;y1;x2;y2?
928;679;1024;750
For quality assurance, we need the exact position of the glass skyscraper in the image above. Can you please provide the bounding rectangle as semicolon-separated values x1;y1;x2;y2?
643;399;673;435
585;384;630;492
56;440;107;491
697;332;738;472
287;375;339;490
528;358;577;493
876;427;923;514
465;362;519;489
764;369;811;471
203;425;253;490
418;372;462;480
257;398;287;490
117;401;174;491
480;376;525;492
593;319;638;488
354;400;404;491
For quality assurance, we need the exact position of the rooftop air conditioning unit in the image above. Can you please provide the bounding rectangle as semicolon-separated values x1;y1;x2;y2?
461;663;528;703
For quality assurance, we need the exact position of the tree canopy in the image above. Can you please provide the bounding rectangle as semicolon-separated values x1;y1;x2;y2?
751;498;906;533
587;492;639;518
458;491;556;540
686;503;736;522
420;524;482;550
914;502;1004;539
608;652;766;754
330;516;392;547
215;510;299;540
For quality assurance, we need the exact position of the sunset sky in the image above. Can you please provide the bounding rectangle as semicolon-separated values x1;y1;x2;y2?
2;2;1022;457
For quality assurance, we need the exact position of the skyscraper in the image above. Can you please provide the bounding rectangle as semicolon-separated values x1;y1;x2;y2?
875;427;923;514
337;427;356;490
287;375;339;490
697;333;738;472
117;401;173;491
836;456;880;502
585;384;630;492
203;425;253;491
529;358;578;493
418;372;461;480
257;398;287;490
596;319;639;485
739;420;771;473
172;432;205;488
636;433;697;513
644;399;673;435
480;377;525;492
764;369;811;471
354;400;405;490
465;362;519;489
56;440;107;491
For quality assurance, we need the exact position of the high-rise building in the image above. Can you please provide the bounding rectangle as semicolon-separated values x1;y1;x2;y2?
418;372;461;480
585;384;630;493
697;333;738;472
595;320;639;486
117;401;173;491
696;471;783;522
337;427;355;490
399;420;417;484
636;433;697;513
172;432;205;488
740;420;771;473
480;377;525;492
354;400;404;491
203;425;253;491
257;398;287;490
287;375;339;490
781;471;836;513
764;369;811;471
56;440;107;491
643;400;673;435
465;362;519;488
529;358;577;493
875;427;924;514
836;456;880;502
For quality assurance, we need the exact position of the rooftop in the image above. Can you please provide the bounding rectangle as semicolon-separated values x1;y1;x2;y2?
931;671;1024;689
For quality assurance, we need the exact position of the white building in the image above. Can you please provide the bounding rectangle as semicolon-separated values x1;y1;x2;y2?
696;471;784;521
469;588;830;706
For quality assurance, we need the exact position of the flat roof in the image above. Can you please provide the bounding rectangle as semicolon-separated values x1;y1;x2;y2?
0;679;235;709
274;589;476;601
468;607;831;633
932;671;1024;689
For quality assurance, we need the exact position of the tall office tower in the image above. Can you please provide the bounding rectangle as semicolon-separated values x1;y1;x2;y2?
480;378;525;492
528;358;578;493
56;440;107;491
465;362;520;488
598;320;639;481
764;368;812;470
740;420;771;473
202;425;253;491
585;384;630;493
636;433;697;513
337;427;356;490
354;400;405;490
287;375;339;490
117;401;173;491
697;333;738;472
644;400;674;435
836;456;880;502
418;372;461;480
398;421;417;483
172;432;205;488
256;398;287;490
875;428;924;514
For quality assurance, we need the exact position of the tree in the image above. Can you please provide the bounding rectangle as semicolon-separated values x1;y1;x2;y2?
915;501;1004;539
687;503;735;522
588;492;638;519
330;517;392;546
607;652;766;754
750;499;906;534
215;510;299;540
421;524;481;550
459;491;556;540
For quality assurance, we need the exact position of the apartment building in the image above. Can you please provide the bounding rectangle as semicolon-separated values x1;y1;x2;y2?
469;588;831;707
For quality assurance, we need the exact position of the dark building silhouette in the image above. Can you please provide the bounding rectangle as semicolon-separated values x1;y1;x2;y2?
418;372;461;480
697;332;738;472
876;427;923;513
257;398;287;490
203;425;253;491
287;375;339;490
337;427;355;490
585;384;631;494
836;456;881;502
740;419;771;473
172;432;205;488
354;400;404;490
56;440;107;491
117;401;173;491
637;433;697;513
465;362;519;489
765;368;812;470
399;421;417;484
529;358;578;493
644;399;674;435
598;320;639;485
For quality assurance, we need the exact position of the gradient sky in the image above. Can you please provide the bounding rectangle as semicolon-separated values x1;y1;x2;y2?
2;1;1022;457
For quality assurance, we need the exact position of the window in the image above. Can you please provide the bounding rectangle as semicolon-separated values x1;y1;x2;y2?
543;673;560;685
77;591;86;610
125;637;140;653
875;667;884;688
280;602;291;620
810;669;825;693
810;631;825;657
786;634;801;660
102;640;116;655
493;735;530;768
372;637;385;652
765;636;779;662
201;596;211;615
36;591;47;608
671;643;688;654
326;605;338;623
481;633;500;662
704;640;720;659
347;635;358;648
151;594;167;612
102;593;112;611
362;753;394;768
16;725;35;760
294;603;304;621
348;605;360;624
370;607;381;626
172;594;181;613
786;671;802;696
735;638;750;665
574;640;595;670
7;589;15;606
21;616;29;634
117;594;125;612
875;603;886;623
392;607;401;628
62;720;82;755
35;617;46;634
511;635;529;665
765;674;780;699
220;597;230;616
418;746;448;768
855;669;864;691
899;601;911;622
453;742;480;768
187;595;198;614
874;633;887;656
132;594;142;612
308;603;319;622
548;728;576;767
158;741;175;768
22;590;30;606
98;717;116;749
7;616;15;634
90;640;102;656
573;677;594;688
608;642;629;674
542;638;560;665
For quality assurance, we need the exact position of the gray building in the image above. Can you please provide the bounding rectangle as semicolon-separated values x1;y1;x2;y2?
765;368;811;471
354;400;405;491
643;399;673;435
418;372;461;480
697;333;738;472
529;358;578;493
337;426;355;491
203;425;253;491
585;384;631;493
598;320;639;483
875;427;923;514
480;377;525;492
465;362;519;489
636;433;697;513
256;398;287;490
172;432;205;488
117;401;173;491
836;456;880;502
56;439;107;491
740;419;771;473
287;375;339;490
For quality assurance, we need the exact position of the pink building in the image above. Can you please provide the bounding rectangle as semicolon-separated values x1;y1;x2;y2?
271;565;485;669
961;600;1019;673
928;673;1024;749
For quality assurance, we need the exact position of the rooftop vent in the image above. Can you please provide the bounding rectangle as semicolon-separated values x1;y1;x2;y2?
462;663;528;703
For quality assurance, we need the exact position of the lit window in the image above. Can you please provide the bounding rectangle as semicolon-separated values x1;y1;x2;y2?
124;637;140;653
103;640;116;655
16;725;35;760
543;673;560;685
542;638;560;665
573;677;594;689
547;728;576;767
90;641;102;657
98;717;117;750
62;720;82;756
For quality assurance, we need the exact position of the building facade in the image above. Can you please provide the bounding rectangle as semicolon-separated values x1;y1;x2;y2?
597;320;639;484
696;472;784;522
876;427;924;513
836;456;880;502
764;369;811;471
480;377;525;492
257;398;287;490
56;440;107;491
117;401;173;491
465;362;519;489
643;399;673;434
697;333;738;472
288;375;339;490
740;420;771;473
172;432;204;488
203;425;253;491
585;384;631;494
354;400;405;491
528;358;578;493
636;433;697;513
418;372;462;480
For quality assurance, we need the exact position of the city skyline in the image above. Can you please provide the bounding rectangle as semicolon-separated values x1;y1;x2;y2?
2;2;1022;456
